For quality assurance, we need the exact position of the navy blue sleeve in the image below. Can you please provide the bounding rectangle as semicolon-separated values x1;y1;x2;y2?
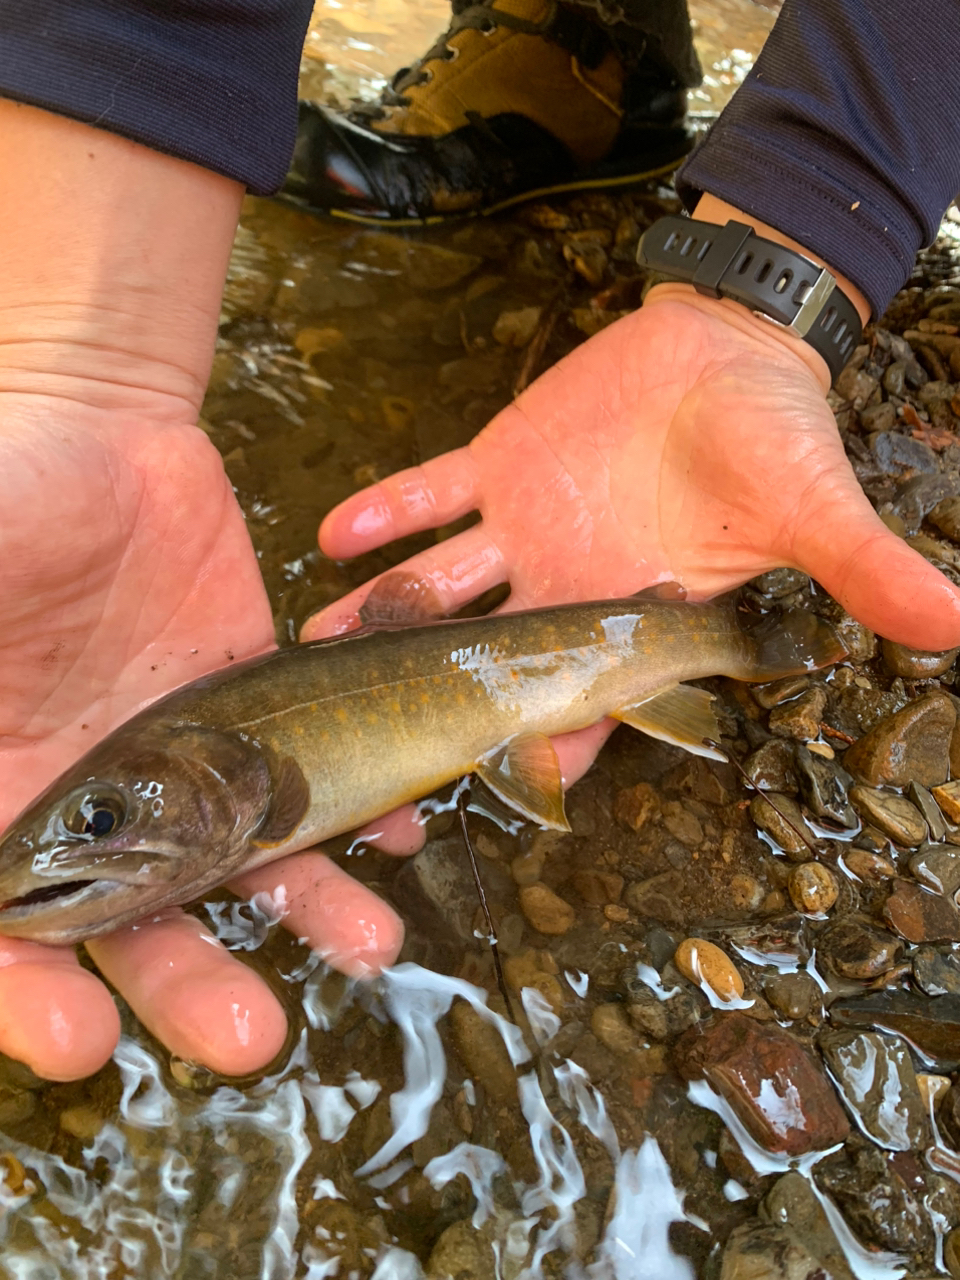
0;0;314;194
676;0;960;319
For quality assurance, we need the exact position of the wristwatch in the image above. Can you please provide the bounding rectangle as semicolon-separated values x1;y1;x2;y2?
636;216;863;385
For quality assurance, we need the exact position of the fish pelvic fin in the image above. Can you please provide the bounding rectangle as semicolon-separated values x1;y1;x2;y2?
476;733;570;832
252;752;311;848
615;684;726;761
742;608;847;681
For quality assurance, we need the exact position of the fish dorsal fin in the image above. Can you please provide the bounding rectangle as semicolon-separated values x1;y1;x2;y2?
631;581;688;602
475;733;570;832
359;572;448;627
615;684;726;761
254;753;312;847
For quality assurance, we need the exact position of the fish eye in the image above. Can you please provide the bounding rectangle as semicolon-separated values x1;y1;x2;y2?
62;790;128;840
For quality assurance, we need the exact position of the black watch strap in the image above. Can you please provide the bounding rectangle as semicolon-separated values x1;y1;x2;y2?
637;216;863;384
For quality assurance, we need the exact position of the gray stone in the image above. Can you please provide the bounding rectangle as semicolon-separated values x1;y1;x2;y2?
871;430;939;474
794;747;856;828
850;786;928;846
909;782;949;841
814;1145;934;1257
763;972;822;1022
819;1030;929;1150
913;946;960;997
910;844;960;896
883;639;959;679
750;569;811;599
931;495;960;543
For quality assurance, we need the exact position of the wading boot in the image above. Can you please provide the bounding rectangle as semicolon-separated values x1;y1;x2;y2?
284;0;693;224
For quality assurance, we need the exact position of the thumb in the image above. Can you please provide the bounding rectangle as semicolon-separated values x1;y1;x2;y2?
794;485;960;651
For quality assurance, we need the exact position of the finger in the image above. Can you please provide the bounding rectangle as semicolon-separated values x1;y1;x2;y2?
319;450;480;559
232;852;404;978
88;911;288;1077
0;939;120;1081
354;804;427;856
551;720;620;788
302;524;505;639
794;488;960;650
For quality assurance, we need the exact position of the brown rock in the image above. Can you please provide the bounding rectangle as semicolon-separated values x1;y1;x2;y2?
934;780;960;824
843;848;897;883
624;871;687;926
570;869;623;906
829;991;960;1064
518;884;575;936
843;692;956;787
818;919;903;981
849;785;928;846
449;1001;517;1103
884;879;960;943
614;782;660;831
673;1014;849;1155
768;687;828;742
788;862;839;915
661;800;703;848
749;793;814;859
754;675;810;709
881;639;959;679
674;938;745;1003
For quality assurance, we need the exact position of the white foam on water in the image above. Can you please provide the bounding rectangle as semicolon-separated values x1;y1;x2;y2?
310;1177;345;1202
516;1070;585;1277
114;1037;178;1129
356;963;529;1177
521;986;561;1045
565;969;589;998
369;1245;426;1279
301;1081;357;1143
424;1143;505;1227
587;1138;694;1279
555;1060;619;1162
633;961;681;1001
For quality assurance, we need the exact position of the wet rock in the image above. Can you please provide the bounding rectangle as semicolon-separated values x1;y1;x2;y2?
717;914;811;970
751;569;811;599
0;1087;34;1127
754;675;811;710
831;617;878;665
729;874;765;911
492;306;542;347
910;844;960;895
674;1014;850;1155
350;232;482;290
59;1106;105;1142
570;869;623;906
931;495;960;542
518;883;575;937
769;688;828;742
590;1004;644;1058
744;740;798;794
871;430;939;474
882;638;959;678
884;879;960;942
750;793;813;858
562;239;607;286
860;400;897;433
624;871;686;926
843;691;956;788
819;1030;928;1149
850;785;927;846
934;780;960;825
843;847;898;883
890;472;960;536
938;1080;960;1150
817;918;903;981
815;1145;934;1257
625;983;701;1041
510;847;545;887
761;1172;855;1280
674;938;744;1004
503;950;565;1015
908;782;948;841
916;1071;951;1115
788;862;839;915
718;1224;834;1280
946;1228;960;1280
794;747;857;827
449;1000;517;1104
660;800;703;848
827;684;898;737
913;945;960;996
614;781;660;831
763;972;822;1022
830;990;960;1065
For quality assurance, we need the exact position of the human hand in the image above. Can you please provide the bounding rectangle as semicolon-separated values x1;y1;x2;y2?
0;103;404;1083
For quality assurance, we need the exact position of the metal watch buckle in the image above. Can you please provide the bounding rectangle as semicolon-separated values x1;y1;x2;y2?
788;268;836;338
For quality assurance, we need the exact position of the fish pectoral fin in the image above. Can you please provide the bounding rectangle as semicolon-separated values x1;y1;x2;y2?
475;733;570;832
253;753;311;848
359;572;448;627
615;684;726;761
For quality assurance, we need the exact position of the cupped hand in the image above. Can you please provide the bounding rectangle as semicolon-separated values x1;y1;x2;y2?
0;401;404;1082
311;284;960;646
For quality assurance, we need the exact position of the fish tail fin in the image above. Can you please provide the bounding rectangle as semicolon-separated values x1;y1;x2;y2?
742;608;847;681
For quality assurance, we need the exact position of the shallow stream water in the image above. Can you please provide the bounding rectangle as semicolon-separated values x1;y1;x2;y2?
7;3;960;1278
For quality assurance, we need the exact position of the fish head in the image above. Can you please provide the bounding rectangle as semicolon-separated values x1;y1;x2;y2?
0;719;277;945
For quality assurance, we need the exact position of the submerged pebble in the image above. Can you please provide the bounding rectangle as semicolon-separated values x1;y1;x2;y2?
674;938;745;1004
819;1030;928;1150
788;862;839;915
884;878;960;943
843;691;955;787
850;785;927;846
818;918;903;981
881;638;959;678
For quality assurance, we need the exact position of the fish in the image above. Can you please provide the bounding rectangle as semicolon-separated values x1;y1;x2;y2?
0;583;845;944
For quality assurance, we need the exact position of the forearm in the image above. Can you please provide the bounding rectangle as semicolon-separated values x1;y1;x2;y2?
0;101;243;419
677;0;960;320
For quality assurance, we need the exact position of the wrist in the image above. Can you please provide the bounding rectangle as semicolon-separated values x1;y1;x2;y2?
0;103;243;420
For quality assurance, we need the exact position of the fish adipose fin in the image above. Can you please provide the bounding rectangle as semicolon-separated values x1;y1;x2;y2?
615;685;726;761
253;754;312;847
359;572;448;627
476;733;571;832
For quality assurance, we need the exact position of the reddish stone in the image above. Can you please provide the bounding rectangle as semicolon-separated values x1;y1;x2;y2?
674;1014;849;1156
883;879;960;944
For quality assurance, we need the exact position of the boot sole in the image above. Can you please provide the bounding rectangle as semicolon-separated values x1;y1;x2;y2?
279;154;687;228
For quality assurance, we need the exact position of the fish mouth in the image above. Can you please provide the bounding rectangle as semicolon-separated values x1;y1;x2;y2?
0;879;105;916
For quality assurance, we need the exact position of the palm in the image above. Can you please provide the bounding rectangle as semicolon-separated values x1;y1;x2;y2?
0;409;275;825
313;289;960;651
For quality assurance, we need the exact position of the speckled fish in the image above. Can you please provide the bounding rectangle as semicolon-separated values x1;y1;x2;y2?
0;581;844;944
